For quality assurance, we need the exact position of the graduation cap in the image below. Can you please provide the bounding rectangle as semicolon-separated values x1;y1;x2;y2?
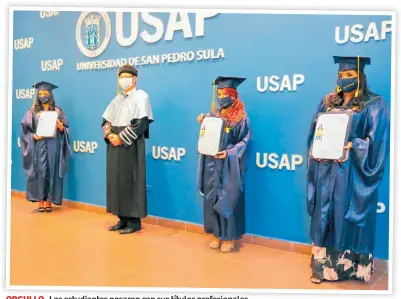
334;56;371;97
32;81;58;91
213;76;246;90
210;76;246;113
333;56;371;72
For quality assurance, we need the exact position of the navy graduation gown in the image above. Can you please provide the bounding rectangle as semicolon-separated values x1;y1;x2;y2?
307;94;390;253
197;116;251;240
20;107;71;205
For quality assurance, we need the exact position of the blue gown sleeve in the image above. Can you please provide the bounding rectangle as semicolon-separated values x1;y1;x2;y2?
20;109;36;179
306;99;326;216
57;107;72;178
345;97;390;227
213;117;251;219
197;155;205;196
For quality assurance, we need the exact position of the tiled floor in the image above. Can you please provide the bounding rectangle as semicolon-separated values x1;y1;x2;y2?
10;196;388;290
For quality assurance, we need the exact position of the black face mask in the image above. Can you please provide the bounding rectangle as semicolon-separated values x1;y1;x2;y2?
218;96;234;109
38;95;50;104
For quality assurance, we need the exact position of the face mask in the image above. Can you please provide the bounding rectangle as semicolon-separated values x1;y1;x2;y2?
337;77;358;93
119;78;133;90
218;96;234;109
38;95;49;104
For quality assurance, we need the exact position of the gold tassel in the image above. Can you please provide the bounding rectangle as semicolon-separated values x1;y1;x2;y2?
32;81;37;109
211;80;216;113
355;55;360;97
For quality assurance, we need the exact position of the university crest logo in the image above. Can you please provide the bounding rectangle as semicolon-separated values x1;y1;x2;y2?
76;12;112;58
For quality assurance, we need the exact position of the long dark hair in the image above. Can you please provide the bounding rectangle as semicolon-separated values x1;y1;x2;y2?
324;72;374;112
31;91;56;113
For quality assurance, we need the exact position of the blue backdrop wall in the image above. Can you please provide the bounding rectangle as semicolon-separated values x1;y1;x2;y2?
11;10;393;259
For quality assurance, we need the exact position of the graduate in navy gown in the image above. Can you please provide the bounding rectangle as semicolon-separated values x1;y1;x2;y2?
20;81;71;212
307;57;390;283
197;76;251;253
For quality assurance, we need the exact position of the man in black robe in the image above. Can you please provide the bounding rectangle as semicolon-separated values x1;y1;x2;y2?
101;64;153;234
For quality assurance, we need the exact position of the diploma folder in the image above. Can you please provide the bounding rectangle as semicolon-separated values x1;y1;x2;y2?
311;112;351;161
198;116;226;156
36;111;58;138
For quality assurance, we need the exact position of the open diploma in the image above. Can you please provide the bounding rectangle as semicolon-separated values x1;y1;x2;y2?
198;116;225;156
36;111;58;138
311;113;351;160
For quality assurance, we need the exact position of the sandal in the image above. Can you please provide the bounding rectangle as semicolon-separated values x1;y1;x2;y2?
38;207;45;212
45;207;52;213
220;241;235;253
310;275;323;284
209;238;221;249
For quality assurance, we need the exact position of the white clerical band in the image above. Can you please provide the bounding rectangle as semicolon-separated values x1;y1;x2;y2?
119;131;132;145
125;126;137;140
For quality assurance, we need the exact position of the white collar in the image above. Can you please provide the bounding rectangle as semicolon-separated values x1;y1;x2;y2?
122;87;136;96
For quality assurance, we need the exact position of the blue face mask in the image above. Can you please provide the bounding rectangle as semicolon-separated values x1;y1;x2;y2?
337;77;358;93
38;95;50;104
218;96;234;109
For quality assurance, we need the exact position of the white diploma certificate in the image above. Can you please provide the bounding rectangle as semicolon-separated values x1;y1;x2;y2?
198;116;225;156
36;111;59;138
311;112;351;160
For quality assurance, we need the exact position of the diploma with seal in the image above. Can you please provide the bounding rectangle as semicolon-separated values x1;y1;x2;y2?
311;112;351;160
198;116;226;156
36;111;59;138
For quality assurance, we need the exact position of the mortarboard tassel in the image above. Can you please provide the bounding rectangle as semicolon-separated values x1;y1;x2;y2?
211;80;216;113
32;81;37;108
355;56;360;97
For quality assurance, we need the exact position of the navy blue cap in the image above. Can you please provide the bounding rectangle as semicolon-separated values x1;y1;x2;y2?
32;81;58;91
213;76;246;90
333;56;371;72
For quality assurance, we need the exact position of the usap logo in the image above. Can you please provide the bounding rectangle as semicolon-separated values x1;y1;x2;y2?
76;12;112;58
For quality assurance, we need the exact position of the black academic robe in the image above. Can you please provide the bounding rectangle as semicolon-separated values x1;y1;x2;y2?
102;117;151;218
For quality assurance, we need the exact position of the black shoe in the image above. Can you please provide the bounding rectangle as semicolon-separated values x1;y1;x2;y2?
119;226;141;234
109;221;127;231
